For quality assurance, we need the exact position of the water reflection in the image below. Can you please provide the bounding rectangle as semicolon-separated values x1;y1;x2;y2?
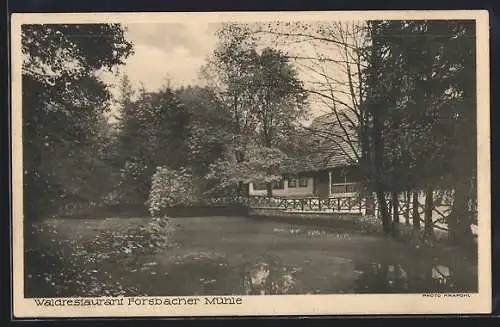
237;257;476;295
136;253;477;296
160;257;476;295
86;254;477;296
353;261;476;293
354;262;409;292
241;259;300;295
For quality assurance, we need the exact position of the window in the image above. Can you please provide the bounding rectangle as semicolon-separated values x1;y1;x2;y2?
299;176;308;187
288;177;297;188
253;182;267;190
272;180;284;189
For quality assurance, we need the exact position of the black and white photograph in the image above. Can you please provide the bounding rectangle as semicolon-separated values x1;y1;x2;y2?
11;11;491;317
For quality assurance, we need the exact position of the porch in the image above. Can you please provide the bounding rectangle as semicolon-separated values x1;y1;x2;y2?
248;165;361;198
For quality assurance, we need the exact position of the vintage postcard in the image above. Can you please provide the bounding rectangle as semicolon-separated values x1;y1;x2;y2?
11;10;491;317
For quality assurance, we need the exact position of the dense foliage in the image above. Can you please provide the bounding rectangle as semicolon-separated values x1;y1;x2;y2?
362;20;476;242
22;24;133;220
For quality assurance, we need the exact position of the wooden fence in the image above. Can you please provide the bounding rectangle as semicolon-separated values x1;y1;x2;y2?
209;195;365;214
372;191;478;232
209;191;478;234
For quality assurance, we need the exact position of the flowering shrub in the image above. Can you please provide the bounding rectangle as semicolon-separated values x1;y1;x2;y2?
147;166;197;217
204;145;287;195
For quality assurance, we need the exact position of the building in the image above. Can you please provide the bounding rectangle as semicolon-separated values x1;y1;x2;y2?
248;113;362;198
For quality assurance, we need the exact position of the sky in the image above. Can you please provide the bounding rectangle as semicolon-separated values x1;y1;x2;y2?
100;23;219;94
100;22;355;123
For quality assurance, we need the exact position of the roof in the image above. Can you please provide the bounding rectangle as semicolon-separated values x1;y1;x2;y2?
282;113;359;173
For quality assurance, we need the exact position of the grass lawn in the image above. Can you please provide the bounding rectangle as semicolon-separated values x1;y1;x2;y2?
24;215;478;297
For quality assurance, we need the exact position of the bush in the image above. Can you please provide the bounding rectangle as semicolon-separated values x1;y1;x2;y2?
147;166;198;217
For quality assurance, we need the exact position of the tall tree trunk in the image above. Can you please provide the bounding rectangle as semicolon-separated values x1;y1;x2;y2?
424;186;434;237
412;191;421;230
365;192;375;216
391;191;400;237
263;127;274;198
234;148;245;198
237;181;244;197
376;191;391;234
405;191;410;225
360;113;375;217
266;182;273;197
448;179;473;245
365;29;391;234
372;105;390;233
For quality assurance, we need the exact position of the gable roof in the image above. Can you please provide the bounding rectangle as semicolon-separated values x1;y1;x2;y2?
282;113;359;173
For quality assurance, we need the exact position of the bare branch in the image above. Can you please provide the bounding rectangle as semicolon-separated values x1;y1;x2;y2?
254;29;361;52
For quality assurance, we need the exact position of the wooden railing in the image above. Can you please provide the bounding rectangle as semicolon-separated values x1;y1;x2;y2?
277;197;364;212
208;192;478;229
372;192;478;233
208;195;364;213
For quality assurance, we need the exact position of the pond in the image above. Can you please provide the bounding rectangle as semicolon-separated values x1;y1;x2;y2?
25;216;478;297
119;216;478;296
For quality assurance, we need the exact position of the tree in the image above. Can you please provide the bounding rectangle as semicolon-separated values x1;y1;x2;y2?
433;21;476;245
177;86;231;173
249;21;377;207
176;86;234;196
250;48;308;147
246;19;476;241
252;21;369;166
201;24;259;168
202;24;309;196
363;20;477;240
249;47;308;195
22;24;133;219
114;83;191;206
